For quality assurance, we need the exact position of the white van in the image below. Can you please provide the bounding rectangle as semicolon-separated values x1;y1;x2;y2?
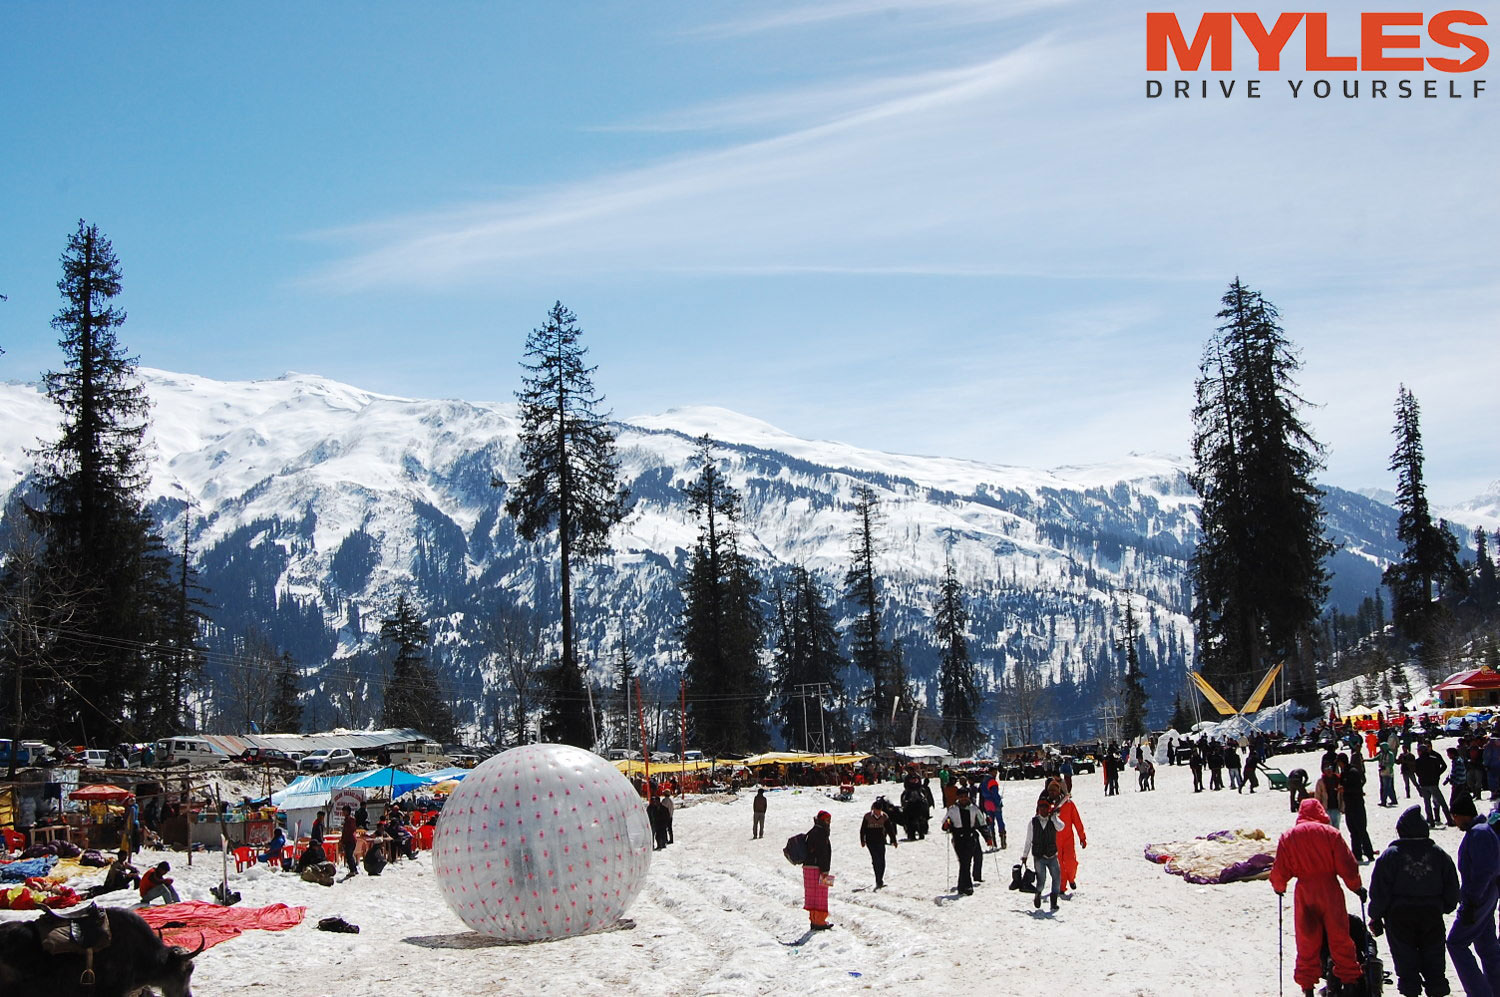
388;741;447;767
157;737;226;767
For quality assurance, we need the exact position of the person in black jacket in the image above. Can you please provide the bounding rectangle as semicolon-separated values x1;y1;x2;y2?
647;795;669;850
943;787;985;895
901;778;930;841
859;800;898;890
804;810;834;930
1369;806;1459;997
1343;754;1378;863
1414;743;1452;828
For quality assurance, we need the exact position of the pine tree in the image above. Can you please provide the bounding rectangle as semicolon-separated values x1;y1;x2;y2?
1118;597;1149;738
772;567;847;751
679;437;767;755
845;485;906;745
505;302;627;747
933;552;983;755
268;652;302;733
1383;385;1464;655
1473;527;1497;608
1169;691;1191;733
379;595;455;742
31;221;173;744
1189;279;1331;711
147;521;208;737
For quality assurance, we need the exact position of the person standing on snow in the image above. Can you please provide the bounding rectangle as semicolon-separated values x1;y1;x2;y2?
1315;759;1345;830
1378;738;1399;807
1483;734;1500;801
1269;798;1367;997
1056;791;1087;895
979;769;1006;850
1415;743;1453;828
1343;753;1378;863
1021;796;1065;912
943;786;985;895
803;810;834;930
1446;790;1500;995
901;776;930;841
1189;744;1205;793
858;799;897;890
1369;805;1459;997
752;787;767;839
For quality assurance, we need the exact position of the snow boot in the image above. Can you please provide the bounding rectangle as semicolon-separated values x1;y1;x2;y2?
1050;894;1059;912
1033;890;1042;909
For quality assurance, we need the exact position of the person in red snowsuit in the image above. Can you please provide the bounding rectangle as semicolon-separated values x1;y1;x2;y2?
1056;794;1087;893
1269;798;1367;995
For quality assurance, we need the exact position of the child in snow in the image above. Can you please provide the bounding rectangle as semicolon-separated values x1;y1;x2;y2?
1368;805;1458;997
1055;793;1086;894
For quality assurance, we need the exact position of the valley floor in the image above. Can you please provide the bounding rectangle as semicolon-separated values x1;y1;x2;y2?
5;747;1473;996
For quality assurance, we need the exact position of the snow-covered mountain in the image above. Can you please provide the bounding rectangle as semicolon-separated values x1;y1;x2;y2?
0;370;1414;740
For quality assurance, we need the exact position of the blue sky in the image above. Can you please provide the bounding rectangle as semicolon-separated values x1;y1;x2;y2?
3;1;1496;503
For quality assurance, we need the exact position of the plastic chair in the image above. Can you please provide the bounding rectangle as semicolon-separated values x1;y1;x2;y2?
417;825;435;850
232;845;257;872
1;827;25;854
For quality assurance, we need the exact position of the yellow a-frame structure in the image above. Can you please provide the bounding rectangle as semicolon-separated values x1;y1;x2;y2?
1188;662;1283;718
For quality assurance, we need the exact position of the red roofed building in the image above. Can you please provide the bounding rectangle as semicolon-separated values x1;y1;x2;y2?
1434;665;1500;709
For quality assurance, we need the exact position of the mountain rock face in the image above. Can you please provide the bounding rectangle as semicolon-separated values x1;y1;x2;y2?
0;370;1410;743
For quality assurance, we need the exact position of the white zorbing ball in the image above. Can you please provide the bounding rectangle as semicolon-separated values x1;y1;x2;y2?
432;743;653;941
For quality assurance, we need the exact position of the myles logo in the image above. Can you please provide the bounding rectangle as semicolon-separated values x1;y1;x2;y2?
1147;11;1489;71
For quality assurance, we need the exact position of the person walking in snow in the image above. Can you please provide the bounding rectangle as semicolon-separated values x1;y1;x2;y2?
1369;805;1459;997
1269;798;1367;997
1378;738;1399;807
901;777;930;841
1315;760;1345;830
752;787;767;839
1021;797;1065;912
1399;745;1419;801
1056;791;1086;895
859;799;897;890
1343;752;1377;863
647;794;669;850
661;790;675;845
943;787;985;895
339;805;359;877
1415;743;1453;828
1188;745;1204;793
803;810;834;930
1226;742;1242;791
1446;789;1500;996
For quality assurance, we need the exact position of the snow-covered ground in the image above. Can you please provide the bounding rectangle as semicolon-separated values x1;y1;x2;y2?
5;747;1476;996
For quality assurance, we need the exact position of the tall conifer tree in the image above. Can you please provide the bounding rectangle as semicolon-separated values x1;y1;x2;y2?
505;302;627;747
1383;385;1464;655
268;652;303;733
380;595;455;742
933;552;982;754
845;485;906;744
33;221;171;743
679;437;767;754
772;566;847;751
1189;279;1331;711
1118;597;1149;738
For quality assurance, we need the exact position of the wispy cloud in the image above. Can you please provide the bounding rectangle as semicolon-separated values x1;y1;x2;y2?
689;0;1080;38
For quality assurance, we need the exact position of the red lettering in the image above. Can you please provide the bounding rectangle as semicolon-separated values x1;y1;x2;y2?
1146;12;1233;71
1304;13;1358;70
1361;12;1425;70
1428;9;1489;72
1233;12;1304;70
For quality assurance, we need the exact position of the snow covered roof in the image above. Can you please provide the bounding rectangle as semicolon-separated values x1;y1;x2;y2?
190;729;434;757
889;745;956;762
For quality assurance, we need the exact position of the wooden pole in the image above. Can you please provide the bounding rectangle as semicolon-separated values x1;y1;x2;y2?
635;678;651;802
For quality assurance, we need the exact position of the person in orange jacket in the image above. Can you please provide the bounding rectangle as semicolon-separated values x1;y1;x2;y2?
1056;792;1087;894
1269;798;1367;996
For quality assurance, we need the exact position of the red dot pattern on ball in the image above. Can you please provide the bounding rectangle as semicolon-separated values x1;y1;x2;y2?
433;744;653;942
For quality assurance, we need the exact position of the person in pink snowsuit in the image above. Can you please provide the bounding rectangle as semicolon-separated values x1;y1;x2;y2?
1269;798;1367;995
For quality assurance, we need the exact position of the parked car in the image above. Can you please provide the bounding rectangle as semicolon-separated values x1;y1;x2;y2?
155;737;227;767
299;748;356;773
450;754;480;769
235;747;298;769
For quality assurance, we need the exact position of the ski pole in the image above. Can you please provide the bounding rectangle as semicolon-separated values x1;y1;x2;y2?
1278;891;1284;997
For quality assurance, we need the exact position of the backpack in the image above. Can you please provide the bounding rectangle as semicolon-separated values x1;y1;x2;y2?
783;832;808;866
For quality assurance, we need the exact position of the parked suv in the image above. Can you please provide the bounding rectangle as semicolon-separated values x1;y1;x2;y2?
299;748;356;773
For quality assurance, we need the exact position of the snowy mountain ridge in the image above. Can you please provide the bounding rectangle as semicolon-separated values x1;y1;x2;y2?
0;369;1423;738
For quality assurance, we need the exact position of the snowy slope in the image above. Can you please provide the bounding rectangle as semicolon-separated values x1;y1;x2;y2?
0;370;1413;737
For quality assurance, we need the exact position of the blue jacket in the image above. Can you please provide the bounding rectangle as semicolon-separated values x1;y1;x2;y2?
1456;820;1500;916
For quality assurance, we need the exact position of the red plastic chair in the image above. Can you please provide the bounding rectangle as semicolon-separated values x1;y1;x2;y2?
417;825;435;850
232;845;257;872
1;827;25;854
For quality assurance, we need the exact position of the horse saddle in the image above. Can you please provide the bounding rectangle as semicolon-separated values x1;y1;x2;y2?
38;903;111;956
